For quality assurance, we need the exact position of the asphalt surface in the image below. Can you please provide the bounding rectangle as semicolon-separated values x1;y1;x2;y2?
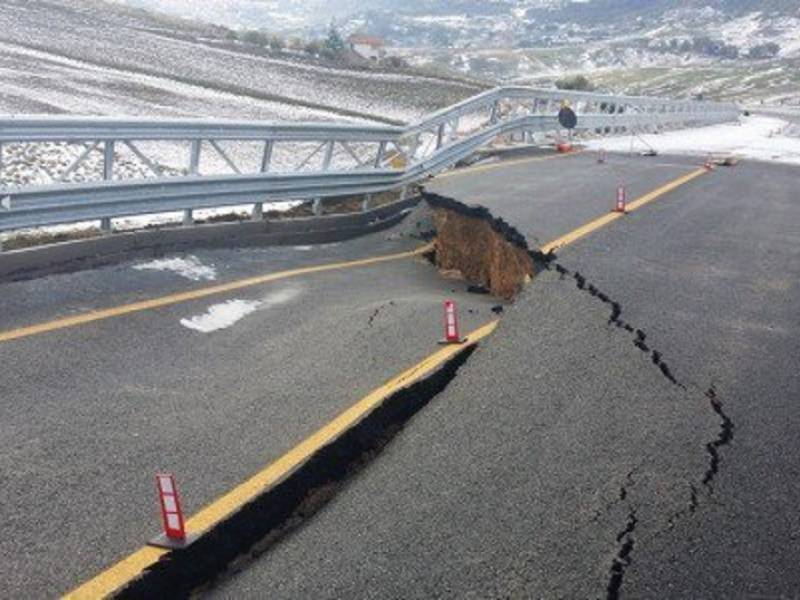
211;155;800;598
429;151;706;247
0;232;499;597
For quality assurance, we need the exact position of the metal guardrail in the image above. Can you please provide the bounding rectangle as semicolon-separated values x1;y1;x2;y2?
0;86;739;242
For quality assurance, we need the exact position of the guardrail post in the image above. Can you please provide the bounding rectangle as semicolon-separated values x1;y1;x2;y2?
489;100;500;124
322;141;335;171
103;141;115;181
189;140;201;175
374;141;387;168
100;217;112;233
362;193;372;212
252;202;264;221
436;123;445;150
260;141;273;173
183;209;193;226
312;198;322;216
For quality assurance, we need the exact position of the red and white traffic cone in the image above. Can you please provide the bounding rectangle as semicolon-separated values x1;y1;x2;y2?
615;185;627;213
149;473;197;549
439;300;466;345
704;154;715;170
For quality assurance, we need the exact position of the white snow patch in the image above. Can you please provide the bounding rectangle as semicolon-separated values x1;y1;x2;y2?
586;116;800;165
180;287;300;333
133;255;217;281
180;299;261;333
293;245;314;251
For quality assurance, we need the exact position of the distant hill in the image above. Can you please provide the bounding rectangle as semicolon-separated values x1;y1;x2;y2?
0;0;485;122
96;0;800;106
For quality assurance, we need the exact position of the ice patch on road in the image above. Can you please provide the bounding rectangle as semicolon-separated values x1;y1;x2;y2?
133;255;217;281
180;287;301;333
586;116;800;165
180;299;261;333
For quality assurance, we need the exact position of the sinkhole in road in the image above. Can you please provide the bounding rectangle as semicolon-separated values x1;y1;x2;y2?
418;191;550;300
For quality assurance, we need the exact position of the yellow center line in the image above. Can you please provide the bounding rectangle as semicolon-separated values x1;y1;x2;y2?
0;244;433;345
541;167;708;254
434;148;583;180
63;319;499;600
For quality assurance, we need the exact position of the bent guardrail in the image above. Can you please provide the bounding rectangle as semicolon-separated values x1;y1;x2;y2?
0;86;739;242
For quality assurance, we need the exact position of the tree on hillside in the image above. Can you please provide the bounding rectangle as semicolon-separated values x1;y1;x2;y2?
269;35;286;52
555;75;595;91
240;29;269;47
324;22;346;54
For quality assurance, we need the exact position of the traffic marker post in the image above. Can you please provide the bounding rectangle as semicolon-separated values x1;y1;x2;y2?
615;185;627;213
439;300;466;345
597;149;607;164
556;142;573;153
149;473;198;549
704;154;715;170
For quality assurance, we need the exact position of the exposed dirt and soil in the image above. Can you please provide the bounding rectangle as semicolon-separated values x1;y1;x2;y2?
423;192;538;300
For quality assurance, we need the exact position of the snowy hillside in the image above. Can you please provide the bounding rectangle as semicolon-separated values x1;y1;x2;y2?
106;0;799;106
0;0;484;123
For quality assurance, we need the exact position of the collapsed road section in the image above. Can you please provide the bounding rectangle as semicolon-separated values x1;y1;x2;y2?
115;197;545;597
106;193;727;598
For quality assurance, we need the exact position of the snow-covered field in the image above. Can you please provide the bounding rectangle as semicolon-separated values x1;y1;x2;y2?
585;116;800;166
0;0;483;123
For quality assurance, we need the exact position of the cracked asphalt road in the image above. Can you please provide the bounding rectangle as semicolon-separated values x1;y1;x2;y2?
0;233;499;597
211;155;800;598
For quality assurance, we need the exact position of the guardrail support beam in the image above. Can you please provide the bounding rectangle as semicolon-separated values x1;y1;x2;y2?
189;140;202;175
103;141;115;181
322;141;335;171
260;141;273;173
374;141;387;168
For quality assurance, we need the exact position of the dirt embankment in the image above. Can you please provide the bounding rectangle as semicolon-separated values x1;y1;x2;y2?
423;192;541;300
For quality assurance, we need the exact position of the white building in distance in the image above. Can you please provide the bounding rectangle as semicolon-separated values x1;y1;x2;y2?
348;35;386;61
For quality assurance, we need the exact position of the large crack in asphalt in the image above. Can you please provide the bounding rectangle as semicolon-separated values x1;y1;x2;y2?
607;510;638;600
117;347;479;598
413;193;736;598
701;384;735;495
538;254;735;597
551;260;684;391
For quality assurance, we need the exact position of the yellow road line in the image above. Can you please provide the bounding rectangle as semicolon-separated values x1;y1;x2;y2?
541;167;708;254
0;244;432;345
435;149;583;180
64;319;499;599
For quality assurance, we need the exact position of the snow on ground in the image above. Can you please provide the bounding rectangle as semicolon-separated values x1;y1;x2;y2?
179;287;300;333
585;116;800;166
180;299;261;333
133;255;217;281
